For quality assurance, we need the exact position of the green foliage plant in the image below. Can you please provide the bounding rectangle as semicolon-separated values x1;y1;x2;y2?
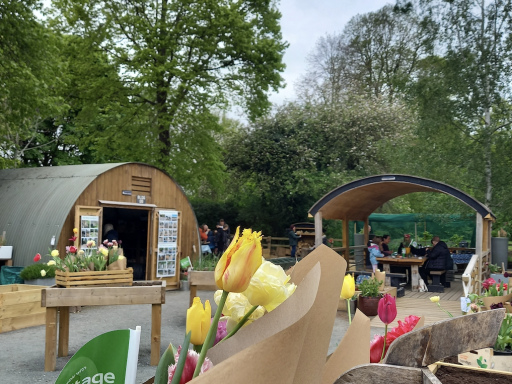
489;263;503;274
494;313;512;352
20;264;56;280
192;255;217;271
358;277;383;298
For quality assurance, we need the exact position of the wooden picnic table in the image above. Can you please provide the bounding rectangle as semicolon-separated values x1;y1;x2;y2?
41;281;166;372
376;257;426;292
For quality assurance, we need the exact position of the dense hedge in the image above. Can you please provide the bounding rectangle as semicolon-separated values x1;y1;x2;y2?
20;264;56;280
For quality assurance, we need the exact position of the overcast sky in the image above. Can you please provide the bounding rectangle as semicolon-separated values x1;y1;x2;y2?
269;0;391;105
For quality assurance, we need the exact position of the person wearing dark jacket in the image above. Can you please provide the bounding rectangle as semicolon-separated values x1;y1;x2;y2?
419;236;450;285
287;225;301;258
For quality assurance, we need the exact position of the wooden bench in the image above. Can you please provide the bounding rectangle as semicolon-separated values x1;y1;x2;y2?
428;271;446;293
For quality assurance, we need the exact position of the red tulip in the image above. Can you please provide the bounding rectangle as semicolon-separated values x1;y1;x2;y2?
33;253;41;262
69;246;77;254
378;294;397;325
69;236;77;242
370;335;384;363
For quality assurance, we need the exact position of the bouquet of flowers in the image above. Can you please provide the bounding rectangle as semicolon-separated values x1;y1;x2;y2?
154;227;297;384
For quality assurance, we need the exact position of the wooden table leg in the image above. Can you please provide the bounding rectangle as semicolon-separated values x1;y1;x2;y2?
58;307;70;357
190;285;197;306
45;307;58;372
411;265;420;292
383;264;391;286
151;304;162;366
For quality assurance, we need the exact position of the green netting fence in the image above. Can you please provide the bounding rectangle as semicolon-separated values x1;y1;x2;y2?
353;213;476;251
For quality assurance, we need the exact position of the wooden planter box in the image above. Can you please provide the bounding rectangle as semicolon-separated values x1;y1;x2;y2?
55;268;133;288
0;284;46;333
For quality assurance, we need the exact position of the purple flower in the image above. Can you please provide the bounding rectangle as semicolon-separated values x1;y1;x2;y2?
211;319;227;346
490;302;504;310
504;272;509;278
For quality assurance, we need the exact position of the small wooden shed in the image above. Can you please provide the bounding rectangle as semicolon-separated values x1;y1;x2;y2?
0;163;200;289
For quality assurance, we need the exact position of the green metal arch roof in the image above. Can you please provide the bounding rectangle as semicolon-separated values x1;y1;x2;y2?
0;163;133;266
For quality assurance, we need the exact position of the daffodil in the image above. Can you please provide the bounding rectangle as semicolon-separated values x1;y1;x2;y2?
47;260;56;266
41;270;47;277
430;296;440;303
187;297;211;346
340;274;356;300
51;250;59;257
214;227;263;293
243;261;297;312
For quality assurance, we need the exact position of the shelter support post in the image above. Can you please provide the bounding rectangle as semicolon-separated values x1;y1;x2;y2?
363;217;369;245
314;212;323;247
342;219;350;265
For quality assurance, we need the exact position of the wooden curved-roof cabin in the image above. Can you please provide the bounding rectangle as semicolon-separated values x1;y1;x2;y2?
0;163;200;289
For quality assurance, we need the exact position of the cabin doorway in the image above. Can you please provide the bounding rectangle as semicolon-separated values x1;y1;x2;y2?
102;207;150;280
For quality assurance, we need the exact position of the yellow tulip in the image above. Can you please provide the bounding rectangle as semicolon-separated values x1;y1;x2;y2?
73;228;78;234
430;296;440;303
340;274;355;300
186;297;211;345
100;247;109;257
244;261;297;312
51;250;59;257
214;290;264;330
214;227;263;293
47;260;56;266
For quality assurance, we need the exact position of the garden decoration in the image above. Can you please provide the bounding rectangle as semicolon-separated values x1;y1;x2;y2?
340;274;355;324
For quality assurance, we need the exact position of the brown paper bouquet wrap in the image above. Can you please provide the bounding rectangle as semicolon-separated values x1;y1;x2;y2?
107;256;127;271
481;292;512;310
205;245;347;384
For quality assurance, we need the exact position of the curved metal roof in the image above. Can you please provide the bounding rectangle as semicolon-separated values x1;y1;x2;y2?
0;163;126;266
309;174;494;221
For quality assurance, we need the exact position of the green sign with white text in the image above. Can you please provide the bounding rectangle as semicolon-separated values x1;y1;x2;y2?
55;328;140;384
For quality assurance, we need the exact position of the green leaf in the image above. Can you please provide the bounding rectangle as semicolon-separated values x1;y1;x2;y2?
155;342;177;384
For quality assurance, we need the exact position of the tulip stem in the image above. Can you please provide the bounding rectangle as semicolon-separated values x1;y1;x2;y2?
220;305;258;343
380;324;388;363
346;299;352;325
170;331;191;384
193;290;228;378
437;302;453;318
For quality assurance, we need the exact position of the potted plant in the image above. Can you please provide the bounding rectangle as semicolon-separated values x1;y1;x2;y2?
20;261;56;286
494;313;512;355
489;263;507;284
180;271;189;291
357;277;383;316
0;234;13;261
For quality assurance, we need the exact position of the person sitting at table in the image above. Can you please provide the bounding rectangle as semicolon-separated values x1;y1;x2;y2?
369;236;383;273
381;235;392;256
397;234;411;254
199;224;208;243
419;236;450;285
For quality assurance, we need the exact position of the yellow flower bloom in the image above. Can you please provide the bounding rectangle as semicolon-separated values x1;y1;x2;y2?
51;250;59;257
78;249;85;256
113;245;118;250
73;228;78;234
40;270;47;277
340;274;356;300
118;255;125;260
214;290;264;331
186;297;211;345
243;261;297;312
100;247;108;257
430;296;440;303
214;227;263;293
47;260;56;266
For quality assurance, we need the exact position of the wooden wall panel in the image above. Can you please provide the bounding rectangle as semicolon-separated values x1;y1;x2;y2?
57;164;200;282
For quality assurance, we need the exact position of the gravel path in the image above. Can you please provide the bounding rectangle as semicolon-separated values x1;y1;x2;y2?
0;290;382;383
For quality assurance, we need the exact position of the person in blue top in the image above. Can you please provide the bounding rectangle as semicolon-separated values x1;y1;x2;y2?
207;229;216;253
287;225;301;258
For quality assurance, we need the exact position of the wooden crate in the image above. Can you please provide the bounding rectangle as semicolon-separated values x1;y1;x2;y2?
0;284;46;333
55;268;134;288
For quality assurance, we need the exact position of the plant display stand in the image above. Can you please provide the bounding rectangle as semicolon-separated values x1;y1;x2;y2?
189;270;216;305
0;284;47;333
55;267;133;287
41;280;166;371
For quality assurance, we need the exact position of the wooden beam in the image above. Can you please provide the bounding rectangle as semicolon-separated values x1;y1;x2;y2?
151;304;162;366
314;211;323;247
44;307;58;372
58;307;69;357
342;219;350;264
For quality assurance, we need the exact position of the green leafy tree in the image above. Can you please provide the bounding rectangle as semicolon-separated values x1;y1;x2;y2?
52;0;287;192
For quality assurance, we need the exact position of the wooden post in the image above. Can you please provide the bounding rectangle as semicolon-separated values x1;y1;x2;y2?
190;284;197;306
151;304;162;366
476;213;483;294
58;307;69;357
44;307;58;372
314;212;323;247
342;218;350;265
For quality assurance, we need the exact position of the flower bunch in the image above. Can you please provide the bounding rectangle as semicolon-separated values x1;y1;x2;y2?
103;239;124;263
370;315;421;363
163;226;296;384
482;277;509;297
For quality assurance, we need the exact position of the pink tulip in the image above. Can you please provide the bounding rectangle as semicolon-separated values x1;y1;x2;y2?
168;346;213;384
378;294;397;325
212;319;227;346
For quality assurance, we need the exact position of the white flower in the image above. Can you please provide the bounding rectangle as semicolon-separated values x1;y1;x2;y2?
40;270;47;277
47;260;56;266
